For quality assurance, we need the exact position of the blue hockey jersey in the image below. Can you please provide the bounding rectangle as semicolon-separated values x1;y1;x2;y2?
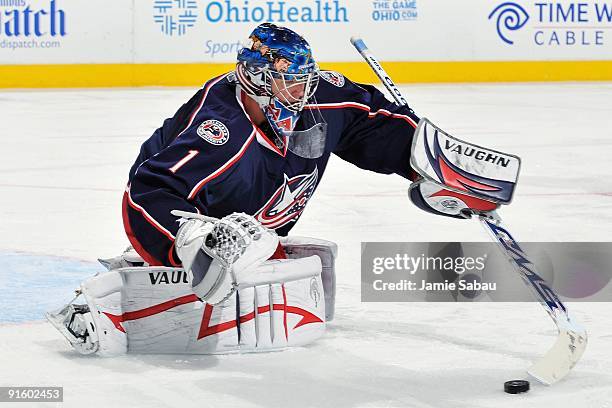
123;70;419;266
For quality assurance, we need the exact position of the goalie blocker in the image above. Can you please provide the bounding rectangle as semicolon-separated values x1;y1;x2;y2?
408;118;521;219
47;236;337;356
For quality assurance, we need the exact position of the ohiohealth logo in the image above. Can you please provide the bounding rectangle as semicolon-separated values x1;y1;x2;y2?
203;1;348;23
488;2;530;44
153;0;198;36
153;0;348;35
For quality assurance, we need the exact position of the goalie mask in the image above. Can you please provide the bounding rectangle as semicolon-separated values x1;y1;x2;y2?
236;24;327;159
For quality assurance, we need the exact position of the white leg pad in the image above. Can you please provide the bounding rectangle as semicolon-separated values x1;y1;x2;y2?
80;271;127;356
280;236;337;321
254;285;273;349
50;249;326;355
270;283;288;348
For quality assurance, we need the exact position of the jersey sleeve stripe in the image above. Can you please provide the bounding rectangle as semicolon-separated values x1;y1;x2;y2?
304;102;418;128
122;190;163;266
173;73;229;142
304;101;370;111
126;185;176;241
131;74;229;180
187;129;256;200
167;245;181;268
368;108;418;128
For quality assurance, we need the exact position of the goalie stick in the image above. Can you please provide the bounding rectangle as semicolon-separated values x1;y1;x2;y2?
350;37;587;385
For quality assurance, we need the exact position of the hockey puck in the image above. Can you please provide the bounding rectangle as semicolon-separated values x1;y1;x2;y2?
504;380;530;394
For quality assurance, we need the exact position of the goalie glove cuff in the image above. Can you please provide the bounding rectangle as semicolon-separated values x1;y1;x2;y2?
174;211;279;304
409;178;499;219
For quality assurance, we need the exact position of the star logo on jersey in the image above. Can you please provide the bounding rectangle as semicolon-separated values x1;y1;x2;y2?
255;167;318;229
197;119;229;145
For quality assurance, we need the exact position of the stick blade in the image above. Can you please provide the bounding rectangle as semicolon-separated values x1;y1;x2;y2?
528;328;588;385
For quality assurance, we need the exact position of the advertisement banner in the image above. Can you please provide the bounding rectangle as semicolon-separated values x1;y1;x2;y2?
0;0;131;64
2;0;612;65
129;0;612;62
2;0;612;86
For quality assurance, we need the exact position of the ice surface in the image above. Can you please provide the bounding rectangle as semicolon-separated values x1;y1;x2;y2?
0;252;101;322
1;83;611;407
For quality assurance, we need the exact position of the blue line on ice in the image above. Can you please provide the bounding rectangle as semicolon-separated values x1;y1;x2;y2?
0;252;102;323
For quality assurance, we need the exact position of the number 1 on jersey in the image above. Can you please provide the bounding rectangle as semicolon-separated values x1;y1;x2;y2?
170;150;199;174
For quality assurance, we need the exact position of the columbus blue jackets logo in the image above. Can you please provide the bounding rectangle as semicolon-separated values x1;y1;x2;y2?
197;119;229;145
255;167;318;229
319;71;345;87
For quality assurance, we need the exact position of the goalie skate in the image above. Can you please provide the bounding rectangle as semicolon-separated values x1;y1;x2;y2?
46;297;99;355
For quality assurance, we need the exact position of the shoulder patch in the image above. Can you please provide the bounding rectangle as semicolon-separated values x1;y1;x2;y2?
226;72;237;83
197;119;230;145
320;71;345;88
